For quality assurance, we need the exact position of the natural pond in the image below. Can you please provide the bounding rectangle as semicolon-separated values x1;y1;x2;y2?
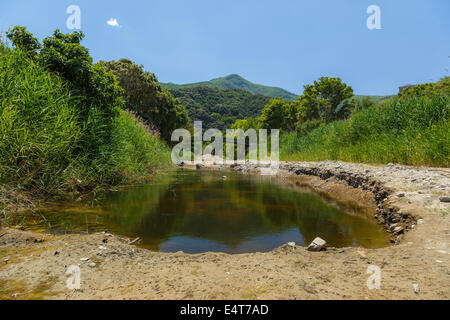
17;170;390;253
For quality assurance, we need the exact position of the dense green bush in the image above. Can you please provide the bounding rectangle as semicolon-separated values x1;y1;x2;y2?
0;28;172;197
103;59;189;141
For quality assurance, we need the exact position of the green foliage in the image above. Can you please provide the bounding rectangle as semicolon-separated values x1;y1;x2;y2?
171;86;271;130
102;59;189;141
281;95;449;167
0;28;172;197
399;77;450;99
258;98;301;130
231;117;259;131
0;47;81;194
6;26;41;56
295;119;323;137
95;110;172;185
299;76;354;123
163;74;299;100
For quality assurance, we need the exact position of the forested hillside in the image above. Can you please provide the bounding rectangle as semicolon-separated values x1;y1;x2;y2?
163;74;298;101
170;86;271;130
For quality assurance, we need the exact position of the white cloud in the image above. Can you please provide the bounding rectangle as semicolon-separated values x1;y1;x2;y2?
107;18;121;28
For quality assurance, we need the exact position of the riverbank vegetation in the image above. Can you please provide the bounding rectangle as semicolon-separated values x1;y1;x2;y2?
0;27;179;204
231;77;449;167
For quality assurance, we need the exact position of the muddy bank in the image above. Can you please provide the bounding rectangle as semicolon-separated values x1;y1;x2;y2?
1;161;449;300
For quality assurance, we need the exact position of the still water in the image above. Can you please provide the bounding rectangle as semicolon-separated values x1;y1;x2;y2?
19;170;390;253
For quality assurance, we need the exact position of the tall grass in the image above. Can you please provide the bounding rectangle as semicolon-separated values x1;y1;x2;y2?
0;45;172;198
281;95;449;167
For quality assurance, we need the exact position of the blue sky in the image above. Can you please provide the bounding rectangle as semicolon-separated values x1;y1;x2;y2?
1;0;449;95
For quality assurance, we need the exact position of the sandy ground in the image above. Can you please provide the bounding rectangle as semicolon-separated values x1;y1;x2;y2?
0;161;449;300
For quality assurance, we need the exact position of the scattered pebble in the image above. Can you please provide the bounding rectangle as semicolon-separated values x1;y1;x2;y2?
80;258;89;262
439;196;450;203
88;262;96;268
413;283;420;294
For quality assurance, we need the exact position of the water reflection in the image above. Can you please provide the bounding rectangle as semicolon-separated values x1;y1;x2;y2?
20;170;390;253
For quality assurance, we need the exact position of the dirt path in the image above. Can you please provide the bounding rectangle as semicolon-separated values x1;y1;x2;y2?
0;161;449;300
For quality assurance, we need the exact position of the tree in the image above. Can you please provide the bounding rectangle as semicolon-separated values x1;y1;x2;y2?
6;26;41;56
231;117;259;131
258;98;302;131
299;77;354;123
38;30;124;120
103;59;189;141
258;98;287;129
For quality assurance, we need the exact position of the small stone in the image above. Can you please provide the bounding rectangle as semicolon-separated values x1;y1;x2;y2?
417;219;424;225
307;237;326;252
287;242;296;247
80;258;89;262
413;283;420;294
98;246;107;250
393;226;404;234
435;260;443;264
387;163;394;168
439;196;450;203
88;262;96;268
397;193;405;198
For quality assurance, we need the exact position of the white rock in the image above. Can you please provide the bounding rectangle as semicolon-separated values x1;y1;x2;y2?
80;258;89;262
307;237;326;252
417;219;424;225
413;283;420;294
287;242;296;247
88;262;96;268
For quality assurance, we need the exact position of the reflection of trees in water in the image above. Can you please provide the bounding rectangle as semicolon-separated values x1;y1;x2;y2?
101;171;389;250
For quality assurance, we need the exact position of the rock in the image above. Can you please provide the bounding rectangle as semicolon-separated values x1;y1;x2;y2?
439;196;450;203
393;226;404;234
397;193;405;198
387;163;394;168
80;258;89;262
196;163;203;170
88;262;96;268
287;242;296;247
98;246;107;250
102;238;108;243
417;219;424;225
307;237;326;252
413;283;420;294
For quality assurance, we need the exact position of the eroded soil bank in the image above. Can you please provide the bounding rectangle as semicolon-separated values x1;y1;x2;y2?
0;161;449;300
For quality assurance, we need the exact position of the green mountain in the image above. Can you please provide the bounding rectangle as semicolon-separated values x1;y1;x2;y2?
162;74;299;101
170;86;272;130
